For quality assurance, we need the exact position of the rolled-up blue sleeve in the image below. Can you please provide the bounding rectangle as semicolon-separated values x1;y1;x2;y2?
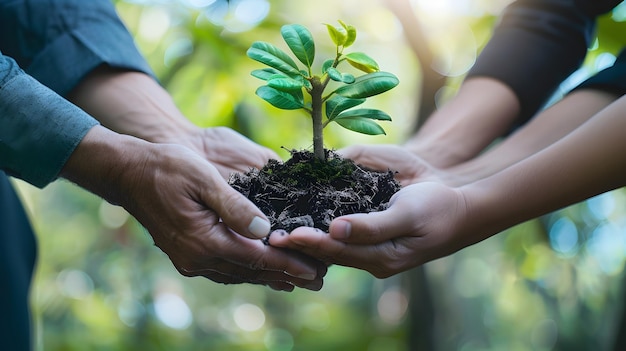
0;0;155;96
0;53;98;188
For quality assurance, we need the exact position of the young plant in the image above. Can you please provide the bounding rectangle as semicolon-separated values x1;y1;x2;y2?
247;20;399;161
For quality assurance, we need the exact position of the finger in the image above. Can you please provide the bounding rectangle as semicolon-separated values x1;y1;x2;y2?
201;176;271;240
337;145;366;160
201;225;325;286
269;227;405;278
185;267;296;292
328;203;416;245
269;227;348;262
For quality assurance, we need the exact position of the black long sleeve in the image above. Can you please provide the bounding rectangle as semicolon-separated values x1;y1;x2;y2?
467;0;621;122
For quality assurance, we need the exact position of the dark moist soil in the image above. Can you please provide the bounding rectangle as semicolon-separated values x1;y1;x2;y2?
229;149;401;237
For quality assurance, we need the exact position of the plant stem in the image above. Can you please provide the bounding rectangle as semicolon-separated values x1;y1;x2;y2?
310;77;325;161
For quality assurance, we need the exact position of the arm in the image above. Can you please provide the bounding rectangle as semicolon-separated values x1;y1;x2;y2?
0;56;324;290
270;95;626;277
61;125;324;290
443;88;620;185
0;0;277;177
66;66;278;178
404;0;610;167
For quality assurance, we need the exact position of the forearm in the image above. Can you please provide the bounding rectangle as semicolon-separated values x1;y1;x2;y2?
405;77;520;167
59;125;152;206
461;95;626;240
67;65;199;146
445;89;620;185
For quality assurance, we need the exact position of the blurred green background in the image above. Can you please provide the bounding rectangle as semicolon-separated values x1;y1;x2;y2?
11;0;626;350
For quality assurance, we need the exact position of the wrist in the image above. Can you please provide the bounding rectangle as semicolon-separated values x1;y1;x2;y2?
59;125;154;206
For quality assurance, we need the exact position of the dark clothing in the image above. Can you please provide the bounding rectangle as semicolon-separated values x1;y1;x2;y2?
0;173;37;351
0;1;152;350
0;0;153;96
467;0;625;123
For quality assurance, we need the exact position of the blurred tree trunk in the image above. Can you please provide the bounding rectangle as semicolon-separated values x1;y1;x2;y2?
382;1;447;350
383;0;445;133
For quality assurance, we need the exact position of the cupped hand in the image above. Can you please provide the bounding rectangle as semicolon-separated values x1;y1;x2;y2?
63;127;325;291
172;126;279;179
339;144;455;186
127;143;326;291
268;182;476;278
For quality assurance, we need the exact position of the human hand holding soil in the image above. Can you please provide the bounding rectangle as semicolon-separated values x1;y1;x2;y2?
268;182;473;278
339;144;464;186
169;126;279;179
61;126;326;291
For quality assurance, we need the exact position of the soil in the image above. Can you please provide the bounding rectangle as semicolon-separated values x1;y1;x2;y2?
229;149;401;237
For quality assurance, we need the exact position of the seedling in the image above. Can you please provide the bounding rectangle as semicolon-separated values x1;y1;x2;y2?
247;20;399;161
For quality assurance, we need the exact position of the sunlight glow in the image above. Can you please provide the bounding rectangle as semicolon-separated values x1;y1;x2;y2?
137;7;171;43
549;217;579;256
56;269;94;299
98;201;129;229
377;288;409;324
234;303;266;331
154;293;193;330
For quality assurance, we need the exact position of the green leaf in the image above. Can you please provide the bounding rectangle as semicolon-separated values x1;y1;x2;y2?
325;95;366;119
335;108;392;121
251;68;286;81
338;20;357;47
345;52;380;73
247;41;300;76
267;76;305;92
281;24;315;68
334;71;399;99
341;73;355;84
256;86;304;110
322;59;334;74
333;117;387;135
325;24;346;46
327;67;343;82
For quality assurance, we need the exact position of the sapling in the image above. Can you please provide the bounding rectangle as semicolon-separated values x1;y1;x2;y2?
247;20;399;161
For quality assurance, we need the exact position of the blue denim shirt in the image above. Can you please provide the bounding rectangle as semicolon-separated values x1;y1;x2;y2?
0;0;153;188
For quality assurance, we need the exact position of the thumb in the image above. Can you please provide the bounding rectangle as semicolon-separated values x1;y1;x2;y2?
204;179;271;239
329;203;413;245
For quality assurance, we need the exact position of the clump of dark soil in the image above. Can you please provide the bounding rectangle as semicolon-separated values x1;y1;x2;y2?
229;149;401;234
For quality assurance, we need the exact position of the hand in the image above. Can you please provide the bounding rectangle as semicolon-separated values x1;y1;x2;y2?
165;126;280;179
62;126;325;291
340;144;458;186
268;182;474;278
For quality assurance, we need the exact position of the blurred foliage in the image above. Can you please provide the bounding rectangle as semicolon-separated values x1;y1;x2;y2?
11;0;626;350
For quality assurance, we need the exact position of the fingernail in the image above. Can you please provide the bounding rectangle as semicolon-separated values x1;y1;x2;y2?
248;216;271;239
332;220;351;240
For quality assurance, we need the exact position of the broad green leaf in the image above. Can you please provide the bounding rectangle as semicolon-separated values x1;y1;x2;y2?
345;52;379;73
327;67;343;82
256;86;304;110
335;108;392;121
281;24;315;68
325;24;346;46
325;95;365;119
338;20;357;47
267;76;305;92
334;71;399;99
341;73;355;84
322;59;334;74
251;68;286;81
333;117;386;135
247;41;300;76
